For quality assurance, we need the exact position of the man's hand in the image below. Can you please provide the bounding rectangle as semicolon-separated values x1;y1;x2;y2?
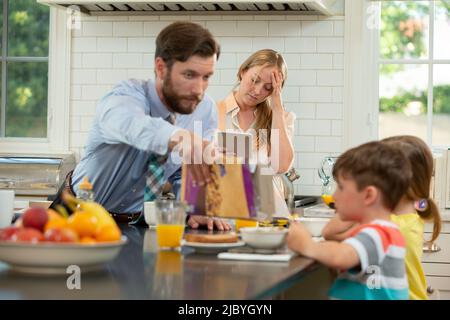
168;129;217;186
187;215;231;231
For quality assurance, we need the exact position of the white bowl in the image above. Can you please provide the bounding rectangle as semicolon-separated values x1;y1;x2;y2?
0;236;127;275
296;217;330;237
239;227;288;249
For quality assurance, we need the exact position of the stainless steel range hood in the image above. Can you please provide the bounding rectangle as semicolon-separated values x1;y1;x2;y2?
37;0;337;16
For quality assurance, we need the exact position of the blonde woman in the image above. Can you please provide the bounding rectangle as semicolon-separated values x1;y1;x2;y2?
217;49;295;217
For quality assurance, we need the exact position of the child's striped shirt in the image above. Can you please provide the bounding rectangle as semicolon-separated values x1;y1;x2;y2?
329;219;409;300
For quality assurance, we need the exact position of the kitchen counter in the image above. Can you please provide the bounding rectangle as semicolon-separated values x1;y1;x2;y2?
0;226;326;300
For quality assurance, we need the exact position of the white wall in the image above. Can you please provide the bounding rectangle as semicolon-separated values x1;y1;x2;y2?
69;13;344;196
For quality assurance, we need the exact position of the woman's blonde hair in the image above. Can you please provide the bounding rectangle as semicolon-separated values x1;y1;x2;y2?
382;135;442;243
236;49;287;154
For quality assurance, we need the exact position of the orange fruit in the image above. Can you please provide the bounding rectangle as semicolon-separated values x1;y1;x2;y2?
67;211;99;238
80;236;97;244
44;210;68;232
96;225;121;242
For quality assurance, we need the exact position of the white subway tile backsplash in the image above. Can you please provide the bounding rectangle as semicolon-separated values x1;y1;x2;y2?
72;37;96;53
83;53;112;68
282;54;301;69
332;120;343;136
300;87;333;103
113;54;143;68
252;38;284;52
127;69;153;80
293;103;316;119
288;70;317;86
127;37;155;53
269;21;301;37
113;22;143;37
97;69;128;84
316;103;343;119
282;86;300;103
301;21;333;36
317;37;344;53
83;22;112;37
237;21;268;36
205;21;237;36
315;136;342;153
69;15;345;194
333;53;344;69
71;53;83;69
294;136;315;152
72;69;96;85
317;70;343;86
81;85;112;100
219;37;253;52
285;38;316;53
300;54;333;69
143;21;173;36
71;101;96;116
298;119;331;136
97;38;127;53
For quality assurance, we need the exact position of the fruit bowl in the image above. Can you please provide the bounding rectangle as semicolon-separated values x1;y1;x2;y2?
0;236;127;275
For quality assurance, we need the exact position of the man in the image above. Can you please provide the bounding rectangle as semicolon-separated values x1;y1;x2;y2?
56;21;229;230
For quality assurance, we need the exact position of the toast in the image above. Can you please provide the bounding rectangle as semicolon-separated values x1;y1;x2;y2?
184;233;239;243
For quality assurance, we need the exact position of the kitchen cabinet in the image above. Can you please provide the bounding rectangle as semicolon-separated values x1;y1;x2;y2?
423;214;450;300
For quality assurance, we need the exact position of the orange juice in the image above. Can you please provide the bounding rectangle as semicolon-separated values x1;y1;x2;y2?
321;194;335;209
235;219;258;232
156;251;182;274
156;224;185;249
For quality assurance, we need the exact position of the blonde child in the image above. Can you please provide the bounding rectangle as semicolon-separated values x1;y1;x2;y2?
322;135;442;300
287;141;412;300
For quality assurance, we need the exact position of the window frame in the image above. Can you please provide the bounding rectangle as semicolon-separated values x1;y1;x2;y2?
0;6;71;153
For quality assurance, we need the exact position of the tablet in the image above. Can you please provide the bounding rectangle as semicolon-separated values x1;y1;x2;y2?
216;131;252;164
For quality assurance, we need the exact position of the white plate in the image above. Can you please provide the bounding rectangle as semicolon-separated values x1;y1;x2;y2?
181;240;245;254
0;236;127;275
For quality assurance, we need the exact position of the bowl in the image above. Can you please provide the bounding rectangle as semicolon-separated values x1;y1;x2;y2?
0;236;127;275
296;217;329;237
239;227;288;249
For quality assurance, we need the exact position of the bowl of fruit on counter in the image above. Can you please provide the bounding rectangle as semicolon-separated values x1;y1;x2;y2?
0;192;127;275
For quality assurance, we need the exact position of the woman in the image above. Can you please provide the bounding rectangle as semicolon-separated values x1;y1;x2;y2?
217;49;296;217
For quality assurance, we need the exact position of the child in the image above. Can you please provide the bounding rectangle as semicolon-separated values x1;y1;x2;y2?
287;141;412;300
322;135;442;300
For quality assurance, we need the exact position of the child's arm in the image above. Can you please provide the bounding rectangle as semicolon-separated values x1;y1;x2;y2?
287;221;360;270
321;215;359;241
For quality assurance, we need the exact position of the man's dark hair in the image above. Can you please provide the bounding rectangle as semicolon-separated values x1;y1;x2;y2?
155;21;220;69
332;141;412;211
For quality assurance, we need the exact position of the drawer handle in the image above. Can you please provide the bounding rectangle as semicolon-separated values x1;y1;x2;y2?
427;286;435;295
423;243;441;253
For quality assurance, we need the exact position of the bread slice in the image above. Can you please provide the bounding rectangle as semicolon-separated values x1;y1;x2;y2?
185;233;238;243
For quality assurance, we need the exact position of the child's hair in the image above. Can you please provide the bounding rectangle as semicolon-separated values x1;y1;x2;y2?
332;141;412;211
382;135;442;243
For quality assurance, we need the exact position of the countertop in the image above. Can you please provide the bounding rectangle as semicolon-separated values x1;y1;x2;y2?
0;226;322;300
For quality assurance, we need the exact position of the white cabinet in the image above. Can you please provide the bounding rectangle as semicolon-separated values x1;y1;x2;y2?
422;219;450;299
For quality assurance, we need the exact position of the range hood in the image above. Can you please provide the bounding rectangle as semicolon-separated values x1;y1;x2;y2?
37;0;337;16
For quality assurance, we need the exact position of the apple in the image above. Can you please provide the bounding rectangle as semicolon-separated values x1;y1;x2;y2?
0;227;20;241
44;228;79;243
11;228;44;243
22;207;49;232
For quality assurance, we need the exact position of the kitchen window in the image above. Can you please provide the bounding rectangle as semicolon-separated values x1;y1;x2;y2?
1;0;49;138
0;1;70;153
379;0;450;146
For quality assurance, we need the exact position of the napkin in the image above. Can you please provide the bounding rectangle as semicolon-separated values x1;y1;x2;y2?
217;252;295;262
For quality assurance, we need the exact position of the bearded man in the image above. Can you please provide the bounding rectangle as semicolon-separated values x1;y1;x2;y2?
51;22;229;231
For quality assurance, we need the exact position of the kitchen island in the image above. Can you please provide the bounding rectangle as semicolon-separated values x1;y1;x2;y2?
0;225;329;300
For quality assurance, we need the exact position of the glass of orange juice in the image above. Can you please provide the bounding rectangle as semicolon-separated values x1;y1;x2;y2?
235;218;258;232
155;200;186;251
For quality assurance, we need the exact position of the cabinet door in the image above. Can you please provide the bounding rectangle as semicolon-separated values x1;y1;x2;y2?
426;277;450;300
422;234;450;263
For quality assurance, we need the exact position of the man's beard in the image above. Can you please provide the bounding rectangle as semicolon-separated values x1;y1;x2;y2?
162;73;202;115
